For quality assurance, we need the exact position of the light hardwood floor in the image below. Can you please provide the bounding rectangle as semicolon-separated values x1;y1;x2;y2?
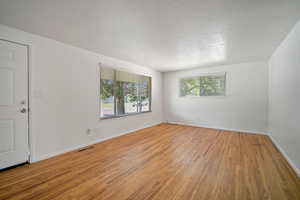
0;123;299;200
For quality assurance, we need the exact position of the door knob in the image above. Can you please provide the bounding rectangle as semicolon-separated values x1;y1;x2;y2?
20;108;27;113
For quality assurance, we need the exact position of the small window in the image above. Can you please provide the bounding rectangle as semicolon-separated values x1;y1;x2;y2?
100;66;151;119
180;73;226;97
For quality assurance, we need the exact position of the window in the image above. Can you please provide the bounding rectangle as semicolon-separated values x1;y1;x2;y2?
180;73;226;97
100;66;151;119
180;77;200;97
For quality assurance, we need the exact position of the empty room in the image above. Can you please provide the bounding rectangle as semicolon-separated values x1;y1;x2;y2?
0;0;300;199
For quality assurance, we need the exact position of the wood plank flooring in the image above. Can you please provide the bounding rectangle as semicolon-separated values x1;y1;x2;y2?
0;123;299;200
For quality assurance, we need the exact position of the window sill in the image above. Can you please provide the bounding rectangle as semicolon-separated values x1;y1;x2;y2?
100;110;152;120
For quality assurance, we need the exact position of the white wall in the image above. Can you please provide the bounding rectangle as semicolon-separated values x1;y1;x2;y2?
1;18;298;173
163;61;269;134
0;24;164;162
269;20;300;174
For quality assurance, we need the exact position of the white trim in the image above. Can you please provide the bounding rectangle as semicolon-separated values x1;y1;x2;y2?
27;44;36;163
168;121;299;177
167;121;268;135
31;121;162;162
179;72;227;98
269;136;300;177
26;120;300;178
0;29;36;164
0;38;33;165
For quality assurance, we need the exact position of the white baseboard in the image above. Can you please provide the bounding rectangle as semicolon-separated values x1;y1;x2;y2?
168;121;299;177
167;121;268;135
269;136;300;178
31;121;162;163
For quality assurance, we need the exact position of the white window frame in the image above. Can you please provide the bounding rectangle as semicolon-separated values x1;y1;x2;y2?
99;65;152;120
179;72;226;97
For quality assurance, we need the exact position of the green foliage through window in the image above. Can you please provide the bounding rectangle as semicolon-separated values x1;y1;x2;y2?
180;78;200;96
100;67;151;118
180;73;226;97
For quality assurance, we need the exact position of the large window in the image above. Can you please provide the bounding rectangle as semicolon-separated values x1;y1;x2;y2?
180;73;226;97
100;67;151;119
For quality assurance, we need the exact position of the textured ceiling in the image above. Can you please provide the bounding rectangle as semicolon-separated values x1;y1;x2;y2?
0;0;300;71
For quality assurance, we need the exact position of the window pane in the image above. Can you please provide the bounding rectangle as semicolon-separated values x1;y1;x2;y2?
100;79;115;118
199;74;226;96
116;71;139;115
179;77;200;97
100;67;152;119
117;81;139;114
139;76;151;112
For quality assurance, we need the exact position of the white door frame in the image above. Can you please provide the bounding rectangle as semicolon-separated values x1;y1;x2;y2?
0;38;34;164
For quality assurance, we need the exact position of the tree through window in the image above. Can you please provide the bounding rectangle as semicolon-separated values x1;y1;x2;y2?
100;66;151;119
180;73;226;97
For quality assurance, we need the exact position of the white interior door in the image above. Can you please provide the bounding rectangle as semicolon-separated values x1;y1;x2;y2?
0;39;29;170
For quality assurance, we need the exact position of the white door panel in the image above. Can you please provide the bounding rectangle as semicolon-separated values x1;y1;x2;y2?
0;120;14;153
0;40;29;170
0;68;14;105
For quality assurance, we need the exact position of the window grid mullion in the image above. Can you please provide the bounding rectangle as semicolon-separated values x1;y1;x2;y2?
199;76;201;97
137;79;140;113
113;69;117;116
